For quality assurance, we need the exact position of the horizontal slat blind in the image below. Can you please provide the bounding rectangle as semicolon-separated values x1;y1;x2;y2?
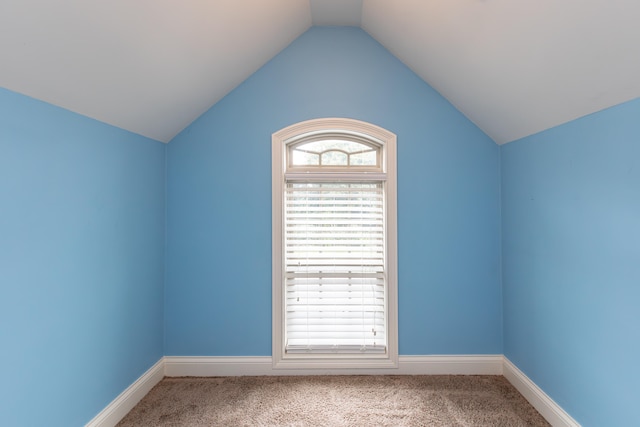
284;181;386;354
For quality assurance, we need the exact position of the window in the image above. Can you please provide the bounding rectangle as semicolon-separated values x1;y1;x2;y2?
272;118;397;369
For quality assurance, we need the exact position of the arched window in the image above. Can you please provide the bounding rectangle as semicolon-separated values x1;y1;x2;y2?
272;118;397;369
288;136;380;169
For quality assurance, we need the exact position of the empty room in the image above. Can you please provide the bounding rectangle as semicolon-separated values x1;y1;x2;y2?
1;1;638;426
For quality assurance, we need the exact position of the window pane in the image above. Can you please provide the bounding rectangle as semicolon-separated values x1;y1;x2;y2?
284;181;386;352
321;150;348;166
350;151;377;166
298;139;372;154
291;149;319;166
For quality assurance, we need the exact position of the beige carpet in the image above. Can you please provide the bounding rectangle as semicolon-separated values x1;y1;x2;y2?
117;375;550;426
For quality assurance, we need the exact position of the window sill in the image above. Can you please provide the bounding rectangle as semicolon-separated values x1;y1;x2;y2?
273;353;399;370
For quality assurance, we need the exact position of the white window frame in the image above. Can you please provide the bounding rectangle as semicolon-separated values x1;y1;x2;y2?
272;118;398;370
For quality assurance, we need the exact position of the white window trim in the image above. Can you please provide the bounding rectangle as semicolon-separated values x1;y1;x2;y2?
272;118;398;370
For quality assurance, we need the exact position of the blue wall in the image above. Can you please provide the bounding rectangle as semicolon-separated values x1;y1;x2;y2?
165;27;502;356
0;88;166;426
501;98;640;426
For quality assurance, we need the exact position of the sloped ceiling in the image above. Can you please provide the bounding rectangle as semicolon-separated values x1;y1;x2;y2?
363;0;640;144
1;0;639;144
0;0;311;142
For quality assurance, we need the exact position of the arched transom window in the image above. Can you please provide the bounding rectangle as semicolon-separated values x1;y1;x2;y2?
288;136;380;169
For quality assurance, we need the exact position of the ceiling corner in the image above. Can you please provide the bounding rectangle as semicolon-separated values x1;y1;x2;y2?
310;0;362;26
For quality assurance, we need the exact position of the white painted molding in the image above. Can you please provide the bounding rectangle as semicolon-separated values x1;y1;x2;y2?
164;355;503;377
399;355;503;375
85;358;164;427
165;356;274;377
503;357;581;427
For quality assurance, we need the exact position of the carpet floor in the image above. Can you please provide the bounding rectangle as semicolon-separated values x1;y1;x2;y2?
117;375;550;426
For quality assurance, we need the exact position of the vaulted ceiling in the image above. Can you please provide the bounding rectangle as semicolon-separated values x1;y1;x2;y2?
2;0;639;144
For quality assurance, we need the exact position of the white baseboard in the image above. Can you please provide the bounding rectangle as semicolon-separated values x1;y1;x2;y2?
164;356;273;377
399;355;503;375
163;355;504;377
85;358;164;427
503;357;580;427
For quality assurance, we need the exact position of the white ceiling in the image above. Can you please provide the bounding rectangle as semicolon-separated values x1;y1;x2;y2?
1;0;639;144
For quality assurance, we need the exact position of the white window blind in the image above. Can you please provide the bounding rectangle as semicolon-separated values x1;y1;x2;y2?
284;180;387;354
